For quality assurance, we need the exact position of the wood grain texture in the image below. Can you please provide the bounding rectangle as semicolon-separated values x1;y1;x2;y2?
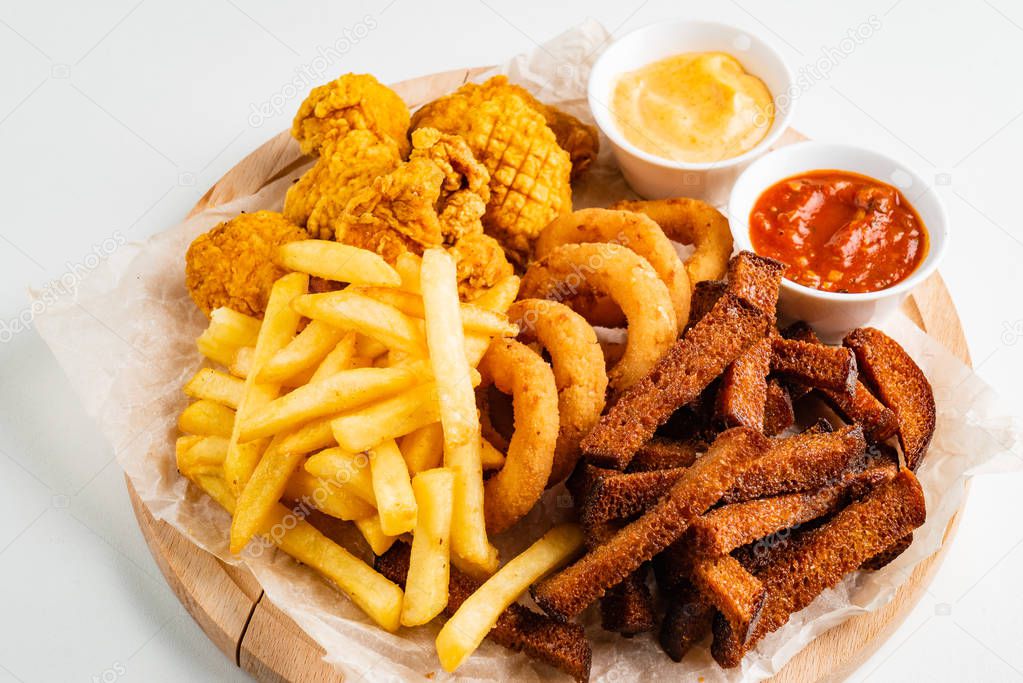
130;66;970;683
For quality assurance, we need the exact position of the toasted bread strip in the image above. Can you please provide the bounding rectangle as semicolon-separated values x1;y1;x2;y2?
627;438;702;472
375;541;592;682
600;565;656;636
861;532;913;570
659;581;716;662
580;467;687;544
688;279;727;329
581;294;771;469
712;469;926;667
771;337;857;394
533;428;769;621
715;337;773;430
844;327;936;470
721;424;866;504
782;322;897;442
565;463;617;503
763;380;795;436
725;252;785;319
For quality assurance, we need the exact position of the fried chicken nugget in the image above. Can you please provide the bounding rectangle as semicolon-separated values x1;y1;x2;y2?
291;73;410;157
411;75;598;179
185;211;306;317
282;130;403;238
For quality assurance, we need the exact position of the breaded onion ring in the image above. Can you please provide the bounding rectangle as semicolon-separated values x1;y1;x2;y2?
480;339;560;534
520;243;678;391
534;209;691;333
611;198;733;284
508;299;608;486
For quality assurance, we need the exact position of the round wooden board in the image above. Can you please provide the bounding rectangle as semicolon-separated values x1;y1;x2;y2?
128;67;972;682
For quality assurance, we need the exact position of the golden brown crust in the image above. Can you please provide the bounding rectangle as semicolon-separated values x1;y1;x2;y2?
861;532;913;571
725;251;786;320
843;327;937;470
627;438;702;473
689;554;766;644
521;243;678;391
185;210;307;317
375;542;592;682
508;299;608;486
479;339;560;534
581;293;771;470
534;208;692;332
580;468;687;546
763;380;795;436
711;469;927;667
688;279;727;329
658;581;715;662
532;428;769;621
715;337;773;430
610;197;733;285
721;424;867;504
771;337;858;394
600;565;656;636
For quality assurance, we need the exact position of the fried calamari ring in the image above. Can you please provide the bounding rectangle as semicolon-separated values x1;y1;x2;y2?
508;299;608;486
534;209;691;333
480;339;560;534
520;243;678;391
611;198;733;285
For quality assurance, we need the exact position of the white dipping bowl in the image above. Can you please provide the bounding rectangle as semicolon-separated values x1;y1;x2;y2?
728;141;949;342
588;20;794;204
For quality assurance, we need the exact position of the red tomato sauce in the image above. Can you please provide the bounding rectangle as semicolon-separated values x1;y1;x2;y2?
749;170;928;293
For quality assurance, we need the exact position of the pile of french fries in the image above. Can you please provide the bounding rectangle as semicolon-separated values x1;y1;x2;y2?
175;240;582;668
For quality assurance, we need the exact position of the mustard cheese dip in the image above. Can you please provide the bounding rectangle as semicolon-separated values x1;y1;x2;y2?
610;52;774;163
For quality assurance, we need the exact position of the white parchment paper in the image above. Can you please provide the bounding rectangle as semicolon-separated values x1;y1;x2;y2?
34;19;1023;682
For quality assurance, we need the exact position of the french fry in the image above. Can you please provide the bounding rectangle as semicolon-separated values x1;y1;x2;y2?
292;291;428;356
204;307;262;346
434;524;584;671
355;287;518;337
331;382;441;453
354;334;389;361
304;447;377;506
399;423;445;475
284;469;374;521
354;515;398;556
183;368;245;409
175;435;204;474
239;362;430;442
197;335;241;368
394;252;422;294
401;467;455;627
228;346;254;379
275;415;336;455
185;473;403;632
421;249;498;575
276;240;401;286
259;320;346;384
370;439;418;536
465;275;521;365
178;400;236;438
309;332;358;383
224;272;308;492
183;436;229;470
480;437;506;471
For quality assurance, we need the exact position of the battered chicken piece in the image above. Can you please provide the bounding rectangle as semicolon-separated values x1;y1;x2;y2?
185;211;306;317
291;73;410;157
282;130;402;238
335;128;513;299
411;75;599;179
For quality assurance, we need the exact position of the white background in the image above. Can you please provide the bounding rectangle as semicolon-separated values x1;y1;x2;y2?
1;1;1021;681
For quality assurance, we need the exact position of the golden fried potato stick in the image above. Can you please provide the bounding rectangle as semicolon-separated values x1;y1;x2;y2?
186;471;404;632
399;423;445;475
258;320;346;384
224;272;308;492
283;469;375;521
402;467;455;627
421;249;499;576
331;382;441;453
178;400;236;438
292;291;428;356
369;439;418;536
183;368;246;410
304;447;377;506
352;286;519;337
435;523;584;672
239;362;428;441
276;240;401;286
353;515;397;556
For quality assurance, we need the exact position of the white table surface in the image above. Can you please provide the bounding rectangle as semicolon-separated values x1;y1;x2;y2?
1;1;1021;681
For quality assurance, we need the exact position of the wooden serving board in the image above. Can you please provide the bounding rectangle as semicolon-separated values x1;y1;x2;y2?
127;67;971;682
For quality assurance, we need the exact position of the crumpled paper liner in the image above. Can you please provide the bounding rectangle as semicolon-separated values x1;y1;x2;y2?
34;19;1022;683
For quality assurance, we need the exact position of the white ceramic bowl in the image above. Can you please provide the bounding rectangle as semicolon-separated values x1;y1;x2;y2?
588;20;795;204
728;141;950;342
